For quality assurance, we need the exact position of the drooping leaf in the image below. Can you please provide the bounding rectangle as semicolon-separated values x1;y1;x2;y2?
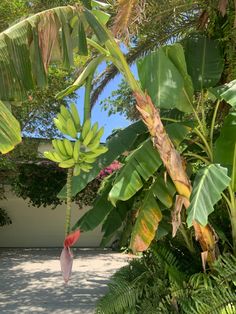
165;121;193;147
108;139;162;206
187;164;231;227
209;80;236;108
130;186;162;252
58;120;147;199
56;55;105;99
0;5;109;102
55;8;74;69
214;112;236;191
78;20;88;56
91;0;111;9
184;36;224;90
0;100;22;154
151;175;176;208
5;21;34;91
92;10;110;25
83;8;109;44
100;201;130;247
137;44;193;112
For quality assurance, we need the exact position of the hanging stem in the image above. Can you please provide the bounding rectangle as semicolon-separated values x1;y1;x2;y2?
228;184;236;254
193;128;213;161
84;74;93;122
65;168;73;236
184;152;210;164
179;224;195;254
210;100;220;151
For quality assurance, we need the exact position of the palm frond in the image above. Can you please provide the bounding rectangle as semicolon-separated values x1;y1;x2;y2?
112;0;139;42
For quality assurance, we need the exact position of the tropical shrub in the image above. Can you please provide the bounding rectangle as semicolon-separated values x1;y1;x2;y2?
96;246;236;314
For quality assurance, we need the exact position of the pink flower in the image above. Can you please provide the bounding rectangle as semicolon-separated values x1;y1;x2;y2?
98;161;122;178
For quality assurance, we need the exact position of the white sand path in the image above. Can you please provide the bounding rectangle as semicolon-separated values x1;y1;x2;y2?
0;248;131;314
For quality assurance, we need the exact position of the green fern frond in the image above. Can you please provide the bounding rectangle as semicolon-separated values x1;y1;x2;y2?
213;254;236;285
96;276;141;314
193;289;236;314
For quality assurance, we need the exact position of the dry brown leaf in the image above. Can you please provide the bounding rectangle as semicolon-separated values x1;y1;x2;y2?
172;195;187;237
112;0;138;43
198;10;209;30
201;251;208;272
218;0;228;17
38;12;60;72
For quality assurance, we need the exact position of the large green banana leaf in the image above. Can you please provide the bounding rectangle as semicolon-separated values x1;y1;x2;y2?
0;101;21;154
58;120;147;199
130;185;163;252
137;44;193;113
100;201;131;247
209;80;236;108
183;36;224;91
108;139;162;206
129;175;175;252
214;112;236;191
108;121;192;206
187;164;231;227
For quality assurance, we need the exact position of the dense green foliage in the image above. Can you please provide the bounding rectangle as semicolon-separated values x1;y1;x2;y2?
13;163;67;208
97;245;236;314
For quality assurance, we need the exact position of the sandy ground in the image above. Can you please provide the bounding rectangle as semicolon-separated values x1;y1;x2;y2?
0;248;131;314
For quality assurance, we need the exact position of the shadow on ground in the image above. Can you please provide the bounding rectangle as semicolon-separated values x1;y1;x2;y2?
0;248;129;314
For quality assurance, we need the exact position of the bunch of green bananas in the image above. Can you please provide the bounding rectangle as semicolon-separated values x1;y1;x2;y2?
44;104;108;176
53;103;81;138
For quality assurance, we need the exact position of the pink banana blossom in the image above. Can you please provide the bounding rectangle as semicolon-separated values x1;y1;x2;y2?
60;229;81;283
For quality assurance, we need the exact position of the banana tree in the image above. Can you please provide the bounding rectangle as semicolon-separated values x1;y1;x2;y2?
0;2;229;262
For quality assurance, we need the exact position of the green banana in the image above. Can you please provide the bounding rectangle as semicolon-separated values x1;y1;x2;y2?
53;139;68;158
53;118;67;134
91;122;99;136
70;103;81;130
60;105;71;121
83;156;97;163
58;158;75;168
83;129;94;146
44;151;61;162
93;146;108;155
94;127;104;141
73;140;81;162
57;113;67;130
84;151;99;158
63;139;73;156
80;162;93;172
81;119;91;140
66;119;78;138
87;137;100;151
73;164;81;176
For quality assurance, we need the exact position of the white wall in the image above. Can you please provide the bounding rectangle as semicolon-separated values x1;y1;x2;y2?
0;190;103;247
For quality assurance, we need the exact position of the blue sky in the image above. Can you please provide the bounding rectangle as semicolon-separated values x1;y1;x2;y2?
75;63;138;142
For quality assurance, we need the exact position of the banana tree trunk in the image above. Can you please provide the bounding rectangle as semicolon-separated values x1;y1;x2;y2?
134;92;217;263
